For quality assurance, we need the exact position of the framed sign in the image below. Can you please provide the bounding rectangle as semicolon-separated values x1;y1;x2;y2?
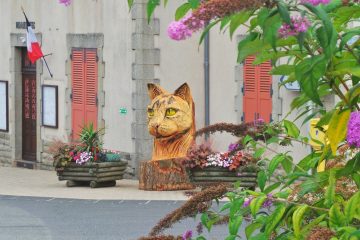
0;81;8;132
42;85;58;128
280;75;300;91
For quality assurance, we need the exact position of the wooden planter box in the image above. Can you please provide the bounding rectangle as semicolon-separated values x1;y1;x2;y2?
56;161;128;188
188;167;257;189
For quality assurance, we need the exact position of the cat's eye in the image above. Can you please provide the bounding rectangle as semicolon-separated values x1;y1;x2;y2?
165;108;177;117
147;109;154;117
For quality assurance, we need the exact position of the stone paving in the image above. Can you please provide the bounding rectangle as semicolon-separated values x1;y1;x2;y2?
0;166;191;200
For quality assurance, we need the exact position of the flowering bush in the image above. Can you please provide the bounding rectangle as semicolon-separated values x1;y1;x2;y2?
183;140;258;171
58;0;71;6
278;16;311;38
51;125;123;168
75;151;93;165
346;112;360;147
130;0;360;238
183;141;215;169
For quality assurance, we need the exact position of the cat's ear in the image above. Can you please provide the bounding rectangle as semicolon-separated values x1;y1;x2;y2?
174;83;192;103
148;83;166;100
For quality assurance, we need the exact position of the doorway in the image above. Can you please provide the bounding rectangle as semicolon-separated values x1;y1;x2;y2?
21;48;37;162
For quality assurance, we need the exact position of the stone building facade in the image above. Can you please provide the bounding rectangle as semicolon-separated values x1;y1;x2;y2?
0;0;310;178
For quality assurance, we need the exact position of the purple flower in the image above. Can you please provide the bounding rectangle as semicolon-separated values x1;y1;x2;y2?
59;0;72;6
262;194;273;208
300;0;331;6
243;197;253;207
347;112;360;148
167;14;204;41
228;143;239;152
182;230;193;240
278;16;311;38
243;194;273;208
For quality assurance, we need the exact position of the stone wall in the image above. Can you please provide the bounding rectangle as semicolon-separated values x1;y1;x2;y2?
0;133;12;166
131;0;160;176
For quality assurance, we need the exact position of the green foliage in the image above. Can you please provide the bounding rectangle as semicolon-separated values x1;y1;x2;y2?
327;109;350;154
78;123;104;156
134;0;360;239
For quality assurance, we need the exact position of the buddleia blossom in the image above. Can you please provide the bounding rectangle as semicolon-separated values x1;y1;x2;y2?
182;230;193;240
189;0;266;24
278;16;311;38
59;0;72;6
167;14;204;41
168;0;267;41
300;0;331;6
347;112;360;148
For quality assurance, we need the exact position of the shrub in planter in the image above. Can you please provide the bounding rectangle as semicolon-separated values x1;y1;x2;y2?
51;124;128;188
183;140;260;188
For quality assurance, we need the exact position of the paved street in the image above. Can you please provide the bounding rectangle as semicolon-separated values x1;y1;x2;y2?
0;195;230;240
0;167;189;201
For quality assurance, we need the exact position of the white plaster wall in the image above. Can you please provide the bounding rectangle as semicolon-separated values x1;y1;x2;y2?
155;1;245;152
155;1;205;140
0;0;133;152
0;0;12;83
208;30;239;151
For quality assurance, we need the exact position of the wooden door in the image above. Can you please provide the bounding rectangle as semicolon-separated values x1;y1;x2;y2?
22;48;37;161
71;48;98;139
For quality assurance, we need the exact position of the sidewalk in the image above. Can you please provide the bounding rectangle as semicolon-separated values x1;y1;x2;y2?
0;166;191;201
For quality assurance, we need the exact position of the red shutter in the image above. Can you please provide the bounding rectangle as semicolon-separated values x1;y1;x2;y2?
71;48;98;139
71;49;85;139
243;56;272;123
243;56;257;123
257;60;272;123
84;49;98;130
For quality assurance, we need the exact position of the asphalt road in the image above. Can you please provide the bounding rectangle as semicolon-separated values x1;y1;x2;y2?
0;195;231;240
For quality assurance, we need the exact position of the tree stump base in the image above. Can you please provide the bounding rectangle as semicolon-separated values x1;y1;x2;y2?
139;159;195;191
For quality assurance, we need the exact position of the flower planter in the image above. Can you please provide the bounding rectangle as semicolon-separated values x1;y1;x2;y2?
56;161;128;188
188;167;257;189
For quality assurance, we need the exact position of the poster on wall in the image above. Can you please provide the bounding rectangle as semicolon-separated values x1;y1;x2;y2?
0;81;8;131
42;85;58;128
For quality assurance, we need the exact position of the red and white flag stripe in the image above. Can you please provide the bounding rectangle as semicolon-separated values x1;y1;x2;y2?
26;20;43;63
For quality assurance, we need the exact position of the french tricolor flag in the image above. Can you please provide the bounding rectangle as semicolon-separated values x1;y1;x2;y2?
24;13;43;63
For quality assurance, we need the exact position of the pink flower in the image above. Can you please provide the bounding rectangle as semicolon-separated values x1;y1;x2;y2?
59;0;72;6
347;112;360;148
182;230;193;240
278;16;311;38
300;0;331;6
167;21;192;40
167;14;204;41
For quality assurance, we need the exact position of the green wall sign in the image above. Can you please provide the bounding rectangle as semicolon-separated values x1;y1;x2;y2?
119;107;128;115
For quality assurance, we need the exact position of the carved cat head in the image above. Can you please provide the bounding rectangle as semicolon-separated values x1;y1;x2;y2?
147;83;195;141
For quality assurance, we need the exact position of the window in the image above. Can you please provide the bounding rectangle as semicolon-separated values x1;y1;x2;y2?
242;56;272;123
71;48;98;139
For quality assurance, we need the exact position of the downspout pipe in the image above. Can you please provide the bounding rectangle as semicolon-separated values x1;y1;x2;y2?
204;31;210;139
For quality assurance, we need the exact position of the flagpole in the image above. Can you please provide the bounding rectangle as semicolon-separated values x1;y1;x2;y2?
42;57;53;78
21;6;53;78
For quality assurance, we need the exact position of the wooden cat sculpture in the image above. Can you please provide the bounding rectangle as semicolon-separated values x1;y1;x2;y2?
147;83;195;161
139;83;195;191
